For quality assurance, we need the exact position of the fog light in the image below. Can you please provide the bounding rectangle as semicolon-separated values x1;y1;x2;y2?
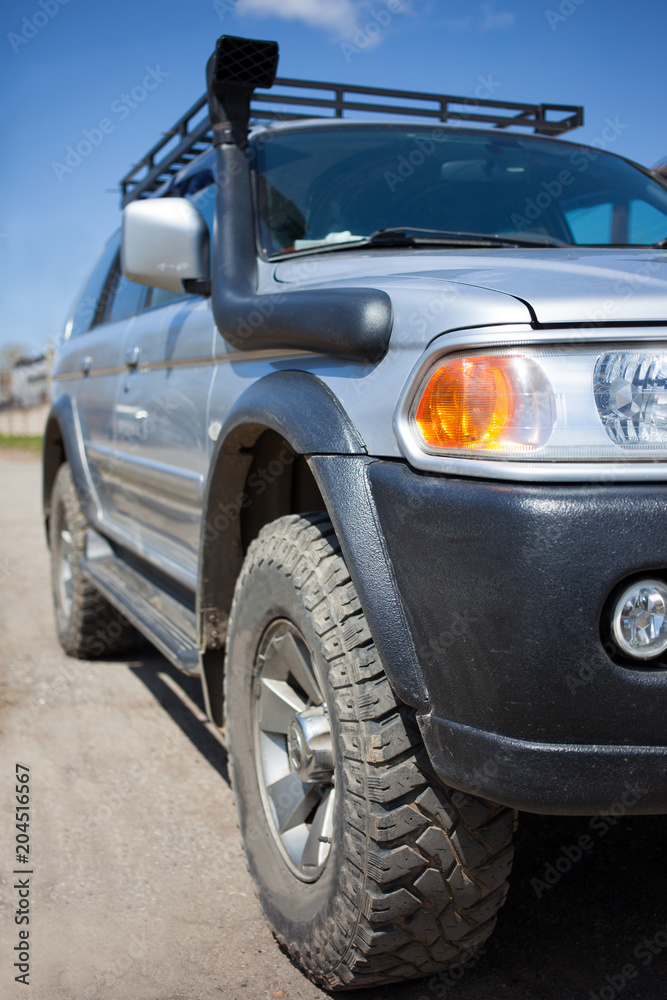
612;579;667;659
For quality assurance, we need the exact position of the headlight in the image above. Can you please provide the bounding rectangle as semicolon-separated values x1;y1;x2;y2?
414;354;554;455
407;343;667;463
594;352;667;448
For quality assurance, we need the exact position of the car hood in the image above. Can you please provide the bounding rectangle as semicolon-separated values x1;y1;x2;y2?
274;247;667;326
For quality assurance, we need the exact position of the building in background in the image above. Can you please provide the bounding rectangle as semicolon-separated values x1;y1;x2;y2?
10;355;49;408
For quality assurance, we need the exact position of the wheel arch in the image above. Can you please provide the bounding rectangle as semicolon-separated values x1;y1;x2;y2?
198;370;430;728
42;396;92;542
43;414;65;541
198;370;367;725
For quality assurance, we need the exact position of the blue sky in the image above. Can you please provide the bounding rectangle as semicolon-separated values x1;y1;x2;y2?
1;0;666;357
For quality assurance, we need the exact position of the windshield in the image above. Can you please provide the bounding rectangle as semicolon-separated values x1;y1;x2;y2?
252;125;667;255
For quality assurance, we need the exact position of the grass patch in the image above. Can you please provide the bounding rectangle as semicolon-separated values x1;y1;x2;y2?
0;434;43;452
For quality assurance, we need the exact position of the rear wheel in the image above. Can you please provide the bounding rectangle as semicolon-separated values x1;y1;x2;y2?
50;463;136;658
225;513;516;990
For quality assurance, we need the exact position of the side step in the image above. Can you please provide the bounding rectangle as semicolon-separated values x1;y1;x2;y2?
81;531;200;675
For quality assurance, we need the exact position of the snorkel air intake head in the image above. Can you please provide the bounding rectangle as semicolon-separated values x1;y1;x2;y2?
206;35;279;147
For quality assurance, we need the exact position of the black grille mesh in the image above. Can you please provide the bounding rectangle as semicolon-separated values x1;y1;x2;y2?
212;35;279;90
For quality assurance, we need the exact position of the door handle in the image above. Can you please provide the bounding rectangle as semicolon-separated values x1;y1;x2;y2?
124;346;141;368
81;355;92;376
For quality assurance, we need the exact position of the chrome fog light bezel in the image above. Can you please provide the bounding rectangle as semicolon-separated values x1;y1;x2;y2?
611;578;667;660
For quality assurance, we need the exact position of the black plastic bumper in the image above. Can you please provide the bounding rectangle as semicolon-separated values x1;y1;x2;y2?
312;455;667;815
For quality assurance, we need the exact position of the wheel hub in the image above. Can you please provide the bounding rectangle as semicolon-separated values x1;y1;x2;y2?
57;528;73;618
254;620;337;880
287;707;334;783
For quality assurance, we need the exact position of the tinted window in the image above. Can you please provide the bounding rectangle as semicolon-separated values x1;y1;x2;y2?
565;202;613;243
68;234;119;338
253;126;667;253
187;173;216;239
101;254;147;324
629;199;667;243
146;284;184;310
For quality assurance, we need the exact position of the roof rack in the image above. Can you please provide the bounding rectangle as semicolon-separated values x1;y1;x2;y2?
119;78;583;206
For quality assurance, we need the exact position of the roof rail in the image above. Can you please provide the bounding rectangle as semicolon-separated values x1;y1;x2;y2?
119;78;584;206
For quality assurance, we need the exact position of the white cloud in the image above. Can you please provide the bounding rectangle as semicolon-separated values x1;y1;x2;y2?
481;3;515;30
236;0;360;38
438;3;515;32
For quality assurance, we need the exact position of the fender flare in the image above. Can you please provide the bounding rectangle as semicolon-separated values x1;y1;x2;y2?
42;395;99;532
198;369;366;625
216;369;367;457
197;370;429;722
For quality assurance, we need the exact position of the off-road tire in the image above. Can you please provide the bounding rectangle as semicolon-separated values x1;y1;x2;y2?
50;463;136;658
225;513;516;990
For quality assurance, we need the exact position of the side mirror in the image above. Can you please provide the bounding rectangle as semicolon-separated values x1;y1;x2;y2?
121;197;209;294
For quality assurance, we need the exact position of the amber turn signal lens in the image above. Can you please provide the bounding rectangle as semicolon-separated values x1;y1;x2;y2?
415;355;517;450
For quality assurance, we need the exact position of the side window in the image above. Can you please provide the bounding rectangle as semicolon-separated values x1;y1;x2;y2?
146;284;184;310
99;254;147;325
68;234;119;338
188;173;216;239
564;201;613;244
628;199;667;244
144;170;214;311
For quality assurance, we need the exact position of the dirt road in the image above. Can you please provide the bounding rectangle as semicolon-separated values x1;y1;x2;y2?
1;453;666;1000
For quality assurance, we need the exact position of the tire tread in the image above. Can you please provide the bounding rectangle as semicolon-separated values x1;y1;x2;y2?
229;513;515;990
50;463;136;659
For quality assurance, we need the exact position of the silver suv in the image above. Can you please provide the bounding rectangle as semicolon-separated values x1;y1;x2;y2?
44;34;667;991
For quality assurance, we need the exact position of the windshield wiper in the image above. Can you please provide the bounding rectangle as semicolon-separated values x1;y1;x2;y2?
271;227;568;257
365;227;568;248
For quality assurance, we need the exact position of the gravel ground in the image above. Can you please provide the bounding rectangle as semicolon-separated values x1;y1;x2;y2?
1;452;666;1000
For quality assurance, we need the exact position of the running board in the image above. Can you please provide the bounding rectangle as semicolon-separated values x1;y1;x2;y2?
81;531;200;675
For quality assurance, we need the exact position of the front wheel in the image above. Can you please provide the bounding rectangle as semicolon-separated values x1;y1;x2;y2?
225;513;516;990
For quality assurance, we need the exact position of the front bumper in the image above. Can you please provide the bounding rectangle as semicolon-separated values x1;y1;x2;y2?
364;460;667;814
419;716;664;814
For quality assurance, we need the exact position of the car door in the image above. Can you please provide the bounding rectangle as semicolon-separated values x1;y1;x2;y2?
57;233;147;524
110;175;217;587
